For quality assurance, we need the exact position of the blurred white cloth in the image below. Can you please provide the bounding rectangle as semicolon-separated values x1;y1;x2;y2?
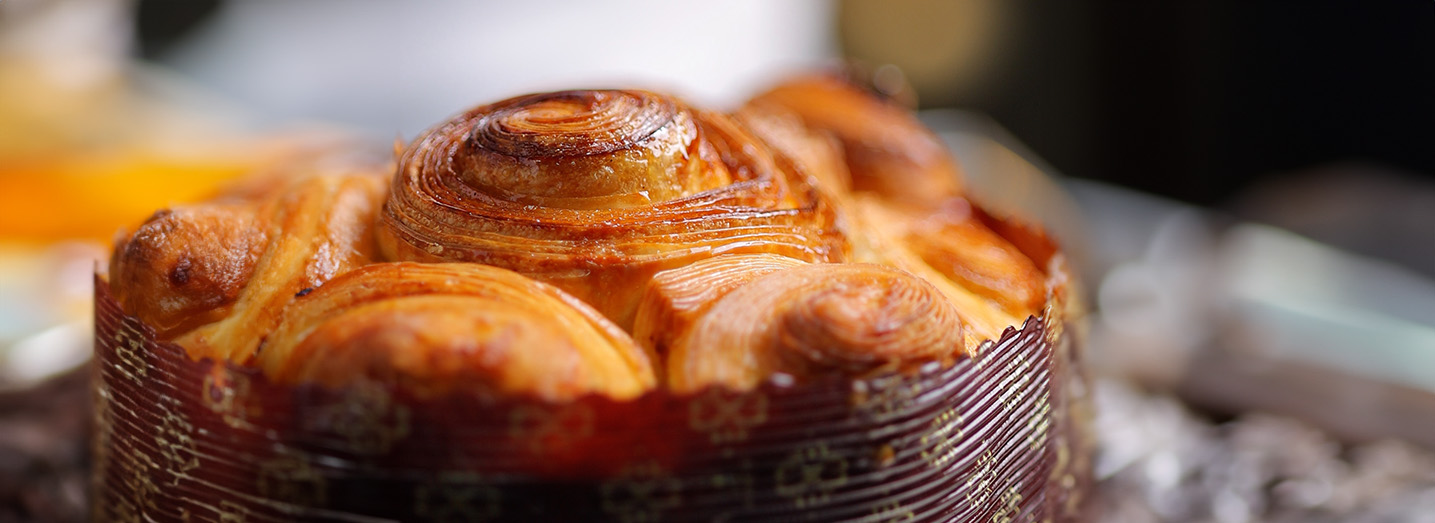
162;0;835;136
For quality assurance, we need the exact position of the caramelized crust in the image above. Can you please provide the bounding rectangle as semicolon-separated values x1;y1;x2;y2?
633;253;808;364
108;204;268;338
379;90;847;328
733;103;852;198
258;262;655;401
109;152;389;362
741;76;1047;341
172;174;386;362
108;81;1057;399
901;198;1046;317
659;262;969;393
743;74;962;207
846;195;1019;344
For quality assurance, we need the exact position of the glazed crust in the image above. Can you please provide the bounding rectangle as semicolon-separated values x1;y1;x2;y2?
378;90;847;329
743;74;963;207
258;262;655;400
632;253;809;365
646;259;969;393
107;79;1055;397
109;203;269;339
900;198;1047;317
110;156;388;362
740;75;1047;340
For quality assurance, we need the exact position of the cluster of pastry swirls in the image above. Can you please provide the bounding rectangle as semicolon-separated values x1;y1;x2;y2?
108;76;1046;401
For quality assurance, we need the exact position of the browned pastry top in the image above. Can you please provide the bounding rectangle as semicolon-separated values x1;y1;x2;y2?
744;74;964;207
378;89;847;328
106;76;1055;399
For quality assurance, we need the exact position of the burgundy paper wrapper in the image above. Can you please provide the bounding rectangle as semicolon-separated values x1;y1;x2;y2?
92;236;1092;522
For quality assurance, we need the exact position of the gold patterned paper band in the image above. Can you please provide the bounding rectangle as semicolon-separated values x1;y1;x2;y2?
92;221;1091;523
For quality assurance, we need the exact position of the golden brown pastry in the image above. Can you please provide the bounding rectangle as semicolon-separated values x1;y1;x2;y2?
740;75;1047;341
844;195;1018;343
378;90;846;328
94;79;1086;523
258;262;655;401
108;203;266;339
109;158;387;362
647;259;969;393
632;253;808;363
743;74;963;207
107;80;1053;398
732;103;852;199
899;198;1046;317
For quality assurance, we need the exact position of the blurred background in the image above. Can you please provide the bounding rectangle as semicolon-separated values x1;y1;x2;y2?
1;0;1433;521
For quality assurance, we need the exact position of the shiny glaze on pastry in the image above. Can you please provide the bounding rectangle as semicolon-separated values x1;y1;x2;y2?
732;103;852;199
110;157;387;361
740;76;1046;338
632;253;808;365
378;90;846;328
258;262;655;400
109;202;268;339
744;74;963;207
107;80;1058;398
649;260;969;393
844;195;1020;343
899;198;1046;317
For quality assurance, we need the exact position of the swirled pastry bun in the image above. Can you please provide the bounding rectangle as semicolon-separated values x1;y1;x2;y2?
258;262;655;401
636;255;969;393
106;81;1054;399
110;156;388;362
744;74;963;207
379;90;846;328
633;253;809;362
740;75;1047;339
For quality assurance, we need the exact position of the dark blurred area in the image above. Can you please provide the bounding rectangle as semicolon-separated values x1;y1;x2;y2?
132;0;219;60
840;1;1435;207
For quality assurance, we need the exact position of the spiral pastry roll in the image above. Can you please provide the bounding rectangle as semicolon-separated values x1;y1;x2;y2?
846;196;1037;343
743;74;963;208
110;158;387;362
900;198;1046;318
258;262;655;401
732;103;852;200
742;75;1046;340
379;90;846;327
632;253;808;363
639;258;969;393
